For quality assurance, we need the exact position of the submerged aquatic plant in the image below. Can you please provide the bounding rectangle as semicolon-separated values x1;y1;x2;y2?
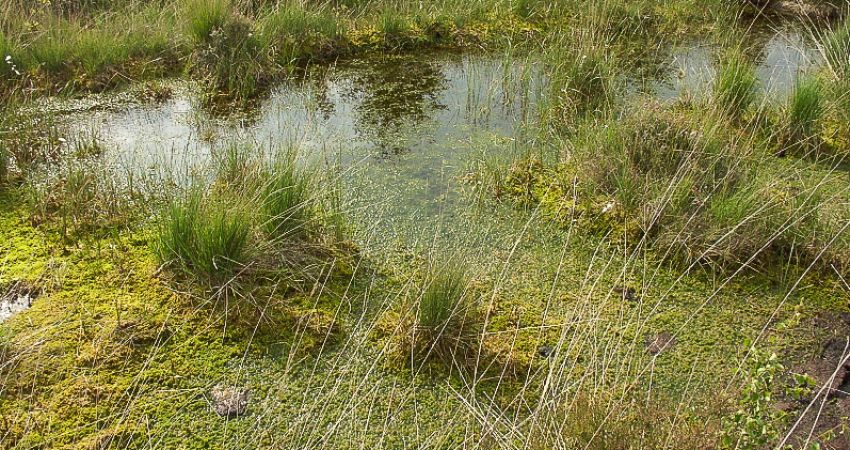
714;53;758;116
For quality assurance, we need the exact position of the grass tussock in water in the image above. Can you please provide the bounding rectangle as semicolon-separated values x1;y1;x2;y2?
784;75;825;151
410;256;481;368
495;105;850;274
156;189;253;282
155;143;337;286
713;51;759;118
185;0;270;101
542;15;619;123
258;156;315;241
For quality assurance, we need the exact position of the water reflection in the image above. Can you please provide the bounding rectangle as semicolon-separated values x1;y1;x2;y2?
61;54;544;246
655;27;821;102
342;56;448;154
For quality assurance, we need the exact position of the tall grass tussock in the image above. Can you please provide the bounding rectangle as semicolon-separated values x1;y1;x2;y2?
185;0;232;44
258;156;314;241
156;189;253;281
785;75;824;149
713;52;758;117
819;17;850;78
156;143;332;285
258;2;341;64
411;256;481;367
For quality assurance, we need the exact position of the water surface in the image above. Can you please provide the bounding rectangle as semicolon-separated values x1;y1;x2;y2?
58;27;823;254
65;54;545;252
654;26;821;101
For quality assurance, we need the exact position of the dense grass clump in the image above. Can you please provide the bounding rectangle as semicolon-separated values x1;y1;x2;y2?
156;190;252;281
378;9;414;49
258;3;341;64
213;145;317;241
412;258;480;366
185;0;232;44
546;32;615;119
568;109;741;219
188;5;269;101
785;76;824;148
499;105;850;273
713;53;758;116
6;5;176;91
259;156;314;241
157;143;337;284
820;18;850;77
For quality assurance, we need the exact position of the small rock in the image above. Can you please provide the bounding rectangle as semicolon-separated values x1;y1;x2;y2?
774;401;796;412
614;286;637;302
646;332;676;356
537;345;554;358
210;385;250;418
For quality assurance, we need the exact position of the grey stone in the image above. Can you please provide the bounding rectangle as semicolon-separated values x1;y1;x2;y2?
210;385;250;418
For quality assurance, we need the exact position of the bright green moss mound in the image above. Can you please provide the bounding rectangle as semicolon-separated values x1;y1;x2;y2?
0;189;352;447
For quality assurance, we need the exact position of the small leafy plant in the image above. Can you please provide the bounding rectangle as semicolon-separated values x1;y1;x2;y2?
721;350;786;449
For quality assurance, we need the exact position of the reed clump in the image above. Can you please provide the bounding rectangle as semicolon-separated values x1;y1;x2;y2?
713;52;758;117
820;18;850;78
155;143;335;285
410;256;481;367
155;189;252;282
784;76;825;151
